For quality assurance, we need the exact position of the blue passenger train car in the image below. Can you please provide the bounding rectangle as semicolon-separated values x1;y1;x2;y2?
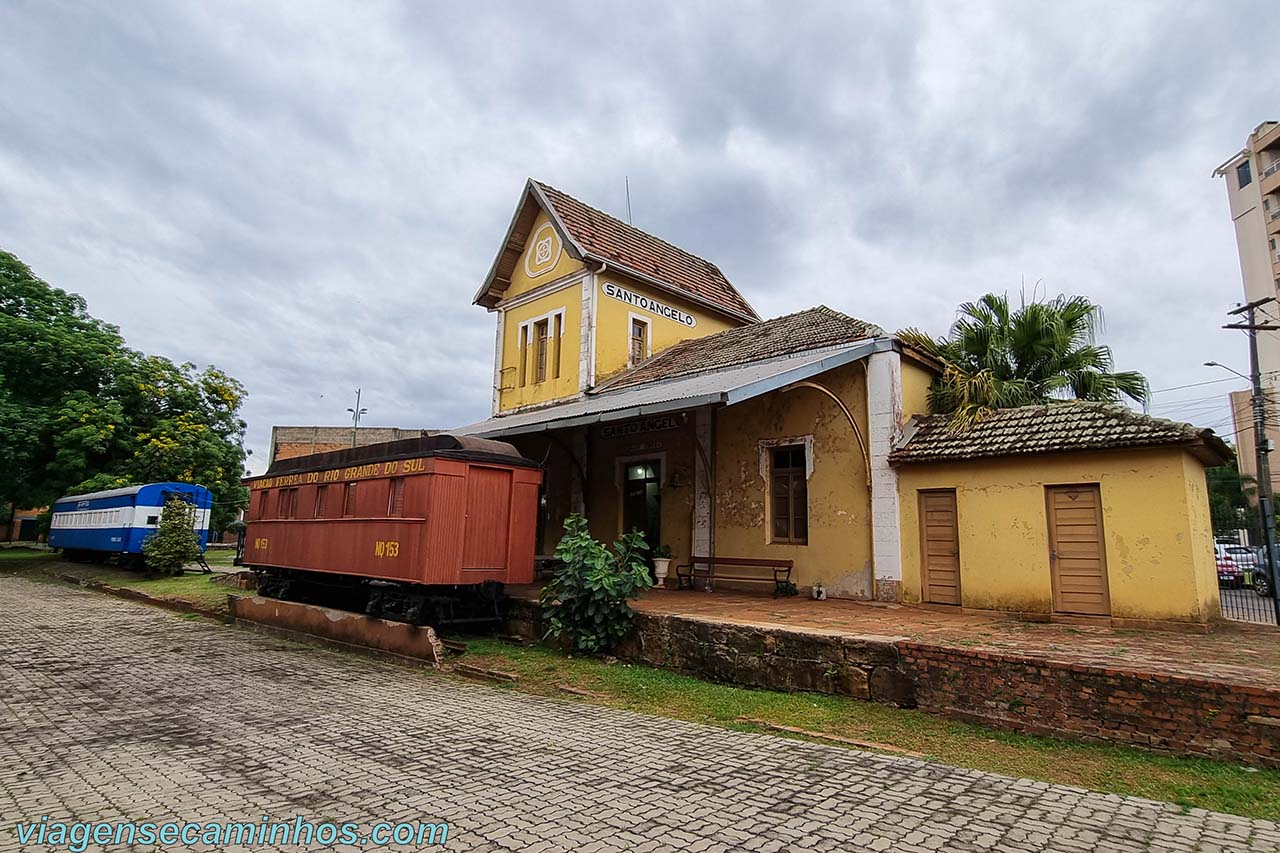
48;483;213;561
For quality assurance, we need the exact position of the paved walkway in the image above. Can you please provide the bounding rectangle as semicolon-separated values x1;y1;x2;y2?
2;577;1278;853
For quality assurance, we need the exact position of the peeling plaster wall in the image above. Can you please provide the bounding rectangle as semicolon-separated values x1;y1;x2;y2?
583;416;699;562
896;448;1221;623
1182;451;1223;621
511;415;705;563
713;361;874;598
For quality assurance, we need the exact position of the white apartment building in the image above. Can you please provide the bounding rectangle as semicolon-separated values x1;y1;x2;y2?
1215;121;1280;491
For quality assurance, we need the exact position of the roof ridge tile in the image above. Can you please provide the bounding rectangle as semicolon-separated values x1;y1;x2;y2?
533;180;760;321
890;401;1228;464
594;305;883;393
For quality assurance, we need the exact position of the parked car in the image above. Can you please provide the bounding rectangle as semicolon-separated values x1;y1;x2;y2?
1222;545;1261;569
1217;555;1245;589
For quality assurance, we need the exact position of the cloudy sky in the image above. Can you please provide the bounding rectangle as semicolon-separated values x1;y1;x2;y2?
1;1;1274;473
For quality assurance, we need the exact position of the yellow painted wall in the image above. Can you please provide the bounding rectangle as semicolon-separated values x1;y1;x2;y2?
896;448;1222;624
900;358;935;419
497;288;581;412
594;272;740;382
583;417;698;560
504;211;583;299
713;361;875;597
1182;452;1223;620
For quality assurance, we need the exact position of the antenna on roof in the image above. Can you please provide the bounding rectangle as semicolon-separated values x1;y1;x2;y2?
625;176;633;224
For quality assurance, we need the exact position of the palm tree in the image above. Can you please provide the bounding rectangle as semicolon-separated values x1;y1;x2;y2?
898;292;1148;429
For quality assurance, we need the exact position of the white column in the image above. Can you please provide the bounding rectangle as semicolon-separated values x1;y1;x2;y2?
866;349;903;601
578;273;595;393
693;407;712;558
490;310;505;416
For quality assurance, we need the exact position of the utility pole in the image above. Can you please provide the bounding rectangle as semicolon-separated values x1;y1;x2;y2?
1225;296;1280;623
346;388;368;448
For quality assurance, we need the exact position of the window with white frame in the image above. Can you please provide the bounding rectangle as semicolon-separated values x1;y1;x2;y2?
517;308;565;387
770;445;809;544
629;316;650;366
534;318;550;383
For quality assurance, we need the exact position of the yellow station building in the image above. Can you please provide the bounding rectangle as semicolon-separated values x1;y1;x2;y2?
458;179;1230;626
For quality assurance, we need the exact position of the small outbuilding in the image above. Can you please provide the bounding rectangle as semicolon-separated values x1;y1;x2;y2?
891;403;1232;628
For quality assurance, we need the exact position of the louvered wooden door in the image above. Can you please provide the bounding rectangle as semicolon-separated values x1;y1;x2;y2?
1046;484;1111;616
919;490;961;606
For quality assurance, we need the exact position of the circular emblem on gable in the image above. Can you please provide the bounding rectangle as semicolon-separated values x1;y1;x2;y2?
524;222;562;278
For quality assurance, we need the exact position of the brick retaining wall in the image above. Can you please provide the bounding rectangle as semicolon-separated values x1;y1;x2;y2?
899;643;1280;768
505;597;915;704
506;597;1280;768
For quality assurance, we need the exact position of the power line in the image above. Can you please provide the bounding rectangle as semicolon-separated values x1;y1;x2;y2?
1149;370;1280;396
1154;394;1248;411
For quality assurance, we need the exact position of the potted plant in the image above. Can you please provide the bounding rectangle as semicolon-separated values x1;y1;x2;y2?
652;544;673;584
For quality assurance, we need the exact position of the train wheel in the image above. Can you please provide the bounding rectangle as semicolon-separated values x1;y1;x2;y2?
259;575;283;599
480;580;505;622
404;597;425;626
366;590;384;618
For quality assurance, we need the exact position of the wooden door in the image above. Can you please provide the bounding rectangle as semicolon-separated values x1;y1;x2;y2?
919;490;961;606
1046;484;1110;616
462;466;512;570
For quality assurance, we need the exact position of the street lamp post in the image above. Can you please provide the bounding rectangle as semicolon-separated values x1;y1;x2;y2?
346;388;368;448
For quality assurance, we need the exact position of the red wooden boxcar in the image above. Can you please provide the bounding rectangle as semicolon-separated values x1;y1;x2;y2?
242;434;542;626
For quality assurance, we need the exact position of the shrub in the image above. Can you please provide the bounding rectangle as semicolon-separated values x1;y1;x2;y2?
141;497;201;575
540;514;653;653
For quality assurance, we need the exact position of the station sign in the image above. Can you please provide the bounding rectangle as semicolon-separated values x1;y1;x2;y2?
601;282;697;328
600;415;684;440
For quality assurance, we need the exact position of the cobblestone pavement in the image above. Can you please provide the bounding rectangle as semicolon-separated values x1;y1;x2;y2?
2;577;1278;853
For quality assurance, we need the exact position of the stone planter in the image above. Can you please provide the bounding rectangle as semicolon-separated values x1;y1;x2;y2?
652;558;671;583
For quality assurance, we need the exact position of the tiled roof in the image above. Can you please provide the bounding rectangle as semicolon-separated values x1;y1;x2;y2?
889;402;1232;465
596;306;883;392
455;339;885;439
535;182;760;322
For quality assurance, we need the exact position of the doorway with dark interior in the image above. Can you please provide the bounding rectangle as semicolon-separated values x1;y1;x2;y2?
622;459;661;574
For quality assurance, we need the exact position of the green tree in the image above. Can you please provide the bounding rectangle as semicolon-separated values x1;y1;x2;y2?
1207;456;1258;539
0;250;124;507
899;292;1149;429
141;497;202;575
0;249;249;530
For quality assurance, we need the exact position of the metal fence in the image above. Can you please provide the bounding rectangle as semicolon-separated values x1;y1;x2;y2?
1211;501;1280;626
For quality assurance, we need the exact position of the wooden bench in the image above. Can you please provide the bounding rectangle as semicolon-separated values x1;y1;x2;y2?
676;556;795;596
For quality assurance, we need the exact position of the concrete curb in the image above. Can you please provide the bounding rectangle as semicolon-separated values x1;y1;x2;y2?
57;573;227;621
226;595;445;667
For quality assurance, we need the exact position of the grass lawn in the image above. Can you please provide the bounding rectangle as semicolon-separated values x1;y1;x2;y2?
202;548;239;568
0;547;55;561
1;554;234;613
455;636;1280;821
